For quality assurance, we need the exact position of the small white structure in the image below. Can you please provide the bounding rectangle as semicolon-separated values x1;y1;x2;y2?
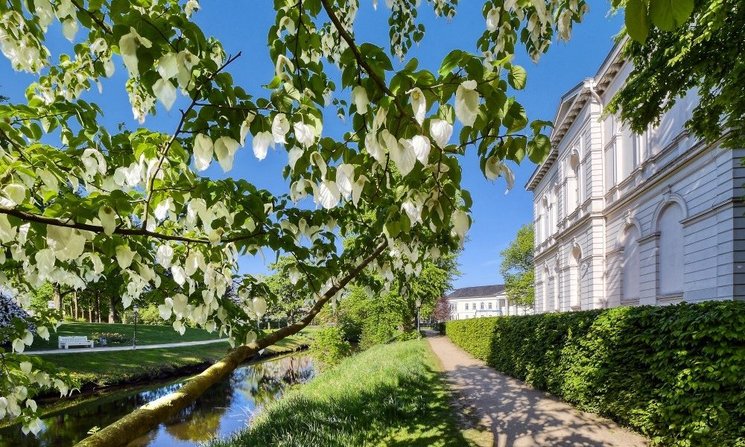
446;285;530;320
526;42;745;313
58;336;95;349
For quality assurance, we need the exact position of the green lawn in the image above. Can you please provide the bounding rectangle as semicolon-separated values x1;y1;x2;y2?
212;339;474;447
39;327;316;387
29;322;222;351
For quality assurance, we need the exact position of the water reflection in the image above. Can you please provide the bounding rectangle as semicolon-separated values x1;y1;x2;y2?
0;355;314;447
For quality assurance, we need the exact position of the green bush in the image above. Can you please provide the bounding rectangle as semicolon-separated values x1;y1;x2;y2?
445;301;745;447
310;326;351;367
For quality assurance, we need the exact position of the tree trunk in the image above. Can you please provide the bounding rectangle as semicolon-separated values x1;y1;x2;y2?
72;292;79;320
94;293;100;323
75;240;386;447
53;285;63;317
108;295;119;323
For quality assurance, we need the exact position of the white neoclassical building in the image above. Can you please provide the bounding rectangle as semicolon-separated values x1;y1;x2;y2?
446;285;529;320
527;43;745;313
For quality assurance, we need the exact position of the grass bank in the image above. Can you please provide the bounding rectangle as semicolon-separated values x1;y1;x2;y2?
213;339;472;447
39;327;315;388
28;321;221;350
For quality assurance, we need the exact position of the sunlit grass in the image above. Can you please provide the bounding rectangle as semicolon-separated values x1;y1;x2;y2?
37;328;316;387
213;339;475;447
28;321;222;351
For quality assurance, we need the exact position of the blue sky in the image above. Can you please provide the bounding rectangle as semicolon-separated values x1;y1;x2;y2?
0;2;623;289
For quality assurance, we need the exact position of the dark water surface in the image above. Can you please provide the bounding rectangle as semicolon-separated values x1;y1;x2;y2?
0;355;314;447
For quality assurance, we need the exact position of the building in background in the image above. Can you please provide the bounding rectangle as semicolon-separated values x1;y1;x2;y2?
526;43;745;313
445;285;530;320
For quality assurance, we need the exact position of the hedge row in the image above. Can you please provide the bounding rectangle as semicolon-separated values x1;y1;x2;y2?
445;301;745;447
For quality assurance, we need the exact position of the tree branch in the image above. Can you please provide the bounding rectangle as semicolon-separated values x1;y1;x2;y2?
75;239;387;447
0;207;264;245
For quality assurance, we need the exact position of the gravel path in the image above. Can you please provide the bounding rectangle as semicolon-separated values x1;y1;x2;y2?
26;338;228;355
427;335;648;447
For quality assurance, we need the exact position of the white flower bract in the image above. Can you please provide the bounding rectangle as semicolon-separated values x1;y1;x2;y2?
455;80;479;127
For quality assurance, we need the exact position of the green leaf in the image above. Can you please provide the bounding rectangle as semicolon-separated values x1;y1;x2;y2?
508;65;527;90
625;0;650;42
438;50;464;76
649;0;694;31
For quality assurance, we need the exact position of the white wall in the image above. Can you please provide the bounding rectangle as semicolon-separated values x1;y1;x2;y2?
531;55;745;314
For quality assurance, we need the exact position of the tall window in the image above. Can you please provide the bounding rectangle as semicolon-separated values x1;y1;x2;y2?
550;187;559;233
658;203;684;295
464;303;468;310
567;151;581;211
480;302;484;310
569;245;582;309
541;196;550;241
542;267;549;313
488;302;492;309
619;123;636;181
622;226;640;301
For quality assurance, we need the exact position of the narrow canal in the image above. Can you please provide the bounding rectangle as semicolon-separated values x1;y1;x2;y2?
0;355;315;446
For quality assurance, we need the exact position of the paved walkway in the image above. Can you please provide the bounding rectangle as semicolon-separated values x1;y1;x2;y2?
427;335;648;447
26;338;228;355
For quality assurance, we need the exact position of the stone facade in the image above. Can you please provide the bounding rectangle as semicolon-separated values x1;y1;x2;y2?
526;43;745;313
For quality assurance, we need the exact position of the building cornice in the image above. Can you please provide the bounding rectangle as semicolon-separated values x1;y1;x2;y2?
526;42;626;192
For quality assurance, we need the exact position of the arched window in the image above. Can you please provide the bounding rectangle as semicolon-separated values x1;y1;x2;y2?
552;267;560;311
542;267;550;313
550;186;559;233
569;244;582;309
567;150;580;211
480;302;484;310
658;203;684;295
622;226;640;301
546;271;557;312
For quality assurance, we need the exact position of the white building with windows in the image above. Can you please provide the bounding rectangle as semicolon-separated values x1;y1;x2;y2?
527;43;745;313
446;285;529;320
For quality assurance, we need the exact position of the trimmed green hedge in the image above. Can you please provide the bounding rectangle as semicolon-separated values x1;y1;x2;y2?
445;301;745;447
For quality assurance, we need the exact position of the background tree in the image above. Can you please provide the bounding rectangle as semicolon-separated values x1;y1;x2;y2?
611;0;743;148
335;255;458;347
264;257;311;327
500;224;535;311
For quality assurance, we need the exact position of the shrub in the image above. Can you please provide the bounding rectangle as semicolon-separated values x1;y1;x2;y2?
91;331;128;345
310;326;351;368
445;301;745;447
137;305;167;325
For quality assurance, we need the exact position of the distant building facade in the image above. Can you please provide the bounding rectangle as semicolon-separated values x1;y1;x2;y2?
446;285;530;320
526;43;745;313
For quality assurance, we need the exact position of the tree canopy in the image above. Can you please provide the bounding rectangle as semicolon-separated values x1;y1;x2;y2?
611;0;743;148
0;0;699;442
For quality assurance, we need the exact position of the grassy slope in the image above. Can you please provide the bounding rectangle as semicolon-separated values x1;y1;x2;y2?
40;328;314;386
28;322;221;351
213;339;474;447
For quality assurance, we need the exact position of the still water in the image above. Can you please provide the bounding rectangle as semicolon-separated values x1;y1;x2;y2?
0;355;315;447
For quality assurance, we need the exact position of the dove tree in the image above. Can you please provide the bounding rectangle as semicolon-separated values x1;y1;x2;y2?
0;0;596;444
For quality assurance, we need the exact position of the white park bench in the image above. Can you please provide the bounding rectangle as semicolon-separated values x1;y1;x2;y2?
58;336;95;349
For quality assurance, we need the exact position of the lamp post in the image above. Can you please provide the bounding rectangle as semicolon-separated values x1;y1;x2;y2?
132;304;139;349
415;298;422;333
